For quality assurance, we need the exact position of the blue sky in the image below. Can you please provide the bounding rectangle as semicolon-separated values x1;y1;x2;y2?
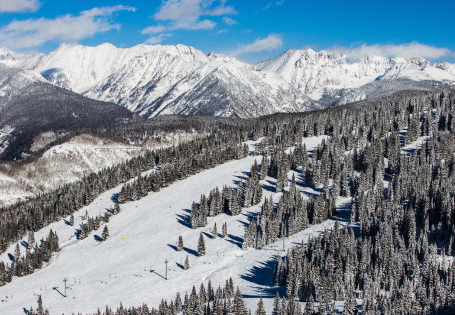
0;0;454;64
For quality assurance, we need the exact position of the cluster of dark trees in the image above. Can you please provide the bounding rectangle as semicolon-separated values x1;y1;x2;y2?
88;278;250;315
241;89;455;314
190;160;263;229
0;229;59;286
78;208;113;241
0;128;249;254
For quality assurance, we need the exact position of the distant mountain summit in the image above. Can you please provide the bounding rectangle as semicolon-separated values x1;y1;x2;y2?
1;44;454;118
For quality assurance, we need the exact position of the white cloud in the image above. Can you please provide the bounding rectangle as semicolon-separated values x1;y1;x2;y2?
276;0;284;5
142;0;236;41
217;29;228;34
144;33;173;44
0;6;135;49
0;0;41;13
141;25;167;35
232;34;282;55
262;2;272;10
222;16;236;25
329;42;452;60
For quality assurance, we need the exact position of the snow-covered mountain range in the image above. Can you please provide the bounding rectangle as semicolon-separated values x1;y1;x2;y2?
1;43;455;118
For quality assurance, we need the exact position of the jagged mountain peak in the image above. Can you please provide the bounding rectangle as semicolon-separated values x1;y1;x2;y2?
0;43;454;119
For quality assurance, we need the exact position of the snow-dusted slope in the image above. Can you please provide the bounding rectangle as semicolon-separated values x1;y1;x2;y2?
0;137;352;315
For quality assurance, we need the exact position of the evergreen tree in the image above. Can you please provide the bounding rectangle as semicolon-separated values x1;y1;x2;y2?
343;292;356;315
272;292;281;315
184;255;190;270
37;295;44;315
175;292;183;312
28;230;35;248
102;225;109;241
197;233;206;256
178;236;184;251
191;201;199;229
114;202;121;215
213;223;218;239
222;222;227;238
255;296;266;315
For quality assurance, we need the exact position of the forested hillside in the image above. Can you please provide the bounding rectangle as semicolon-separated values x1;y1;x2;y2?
1;89;455;314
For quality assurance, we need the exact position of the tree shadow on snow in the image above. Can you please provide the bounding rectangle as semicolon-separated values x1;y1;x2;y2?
176;262;185;270
168;244;178;251
242;285;287;300
176;209;192;228
331;200;351;223
63;218;72;226
240;257;284;297
261;182;275;193
225;234;243;248
111;193;119;203
7;253;13;262
300;187;323;199
20;240;29;248
94;235;103;242
183;247;198;256
202;232;214;239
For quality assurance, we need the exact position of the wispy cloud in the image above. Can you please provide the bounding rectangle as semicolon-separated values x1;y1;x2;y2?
217;29;228;34
0;0;41;13
142;0;236;43
222;16;236;25
0;6;135;49
144;33;173;44
276;0;284;5
262;2;272;10
232;34;282;55
329;42;452;60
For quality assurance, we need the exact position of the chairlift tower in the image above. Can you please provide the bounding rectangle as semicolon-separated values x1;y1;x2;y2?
63;278;68;297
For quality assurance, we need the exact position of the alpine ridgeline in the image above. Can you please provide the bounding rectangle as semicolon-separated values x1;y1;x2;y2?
1;44;455;118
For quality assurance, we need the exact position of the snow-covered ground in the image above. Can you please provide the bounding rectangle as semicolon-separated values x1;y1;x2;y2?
0;137;352;314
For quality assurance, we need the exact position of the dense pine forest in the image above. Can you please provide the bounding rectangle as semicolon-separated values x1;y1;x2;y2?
2;88;455;314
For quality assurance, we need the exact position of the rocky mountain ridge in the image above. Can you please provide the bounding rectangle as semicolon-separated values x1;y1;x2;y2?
1;43;454;117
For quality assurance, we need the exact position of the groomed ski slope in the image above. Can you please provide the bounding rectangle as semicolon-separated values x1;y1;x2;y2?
0;136;352;314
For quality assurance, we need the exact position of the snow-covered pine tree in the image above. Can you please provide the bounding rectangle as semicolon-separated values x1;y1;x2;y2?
255;296;266;315
37;295;44;315
199;195;208;227
28;230;35;248
213;223;218;239
260;156;268;180
184;255;190;270
175;292;183;312
222;222;227;238
207;279;215;302
197;233;205;256
102;225;109;241
272;292;281;315
191;201;198;229
114;202;121;215
178;236;184;251
343;291;356;315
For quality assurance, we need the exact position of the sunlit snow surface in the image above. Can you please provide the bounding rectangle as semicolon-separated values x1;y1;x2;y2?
0;137;354;314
